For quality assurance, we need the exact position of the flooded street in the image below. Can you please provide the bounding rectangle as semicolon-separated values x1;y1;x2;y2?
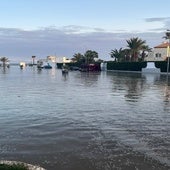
0;66;170;170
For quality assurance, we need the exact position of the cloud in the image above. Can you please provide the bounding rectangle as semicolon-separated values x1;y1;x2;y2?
0;26;166;62
145;17;170;22
144;17;170;33
61;25;106;34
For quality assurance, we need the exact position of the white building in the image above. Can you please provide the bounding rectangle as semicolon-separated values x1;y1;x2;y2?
57;56;71;63
46;56;71;63
146;42;169;61
47;56;56;62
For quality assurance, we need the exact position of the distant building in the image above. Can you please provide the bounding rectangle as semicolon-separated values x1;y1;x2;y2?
47;56;56;62
55;56;71;63
63;57;72;63
46;56;71;64
146;42;170;61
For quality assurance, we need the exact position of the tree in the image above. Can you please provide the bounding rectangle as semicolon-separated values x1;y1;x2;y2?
71;53;84;63
163;30;170;60
84;50;98;64
140;45;152;61
163;30;170;40
0;57;9;67
110;48;125;62
122;48;131;61
126;37;146;61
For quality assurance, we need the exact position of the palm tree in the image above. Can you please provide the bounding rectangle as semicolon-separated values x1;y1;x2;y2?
84;50;98;64
126;37;146;61
123;48;131;61
163;30;170;73
0;57;9;67
163;30;170;40
110;48;125;62
71;53;84;63
140;45;152;61
163;30;170;59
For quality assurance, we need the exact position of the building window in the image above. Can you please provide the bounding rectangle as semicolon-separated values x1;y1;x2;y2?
155;53;161;58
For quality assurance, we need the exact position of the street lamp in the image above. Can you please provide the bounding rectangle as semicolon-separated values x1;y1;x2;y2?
165;30;170;75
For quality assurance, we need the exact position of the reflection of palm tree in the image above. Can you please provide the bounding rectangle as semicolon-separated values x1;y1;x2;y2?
0;57;9;67
110;72;146;101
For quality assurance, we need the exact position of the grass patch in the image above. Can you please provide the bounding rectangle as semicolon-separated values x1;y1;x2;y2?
0;163;28;170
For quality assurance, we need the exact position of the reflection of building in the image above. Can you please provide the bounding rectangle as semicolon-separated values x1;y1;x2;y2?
146;42;169;61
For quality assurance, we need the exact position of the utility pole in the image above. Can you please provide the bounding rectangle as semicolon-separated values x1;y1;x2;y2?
165;30;170;75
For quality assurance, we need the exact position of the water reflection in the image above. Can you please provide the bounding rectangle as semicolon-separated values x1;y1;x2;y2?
75;72;101;87
164;85;170;101
107;72;146;102
148;74;170;110
0;66;10;74
107;71;170;105
105;71;170;168
0;68;170;170
62;71;69;81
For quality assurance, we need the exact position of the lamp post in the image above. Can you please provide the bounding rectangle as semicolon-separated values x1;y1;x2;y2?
32;56;36;65
165;30;170;75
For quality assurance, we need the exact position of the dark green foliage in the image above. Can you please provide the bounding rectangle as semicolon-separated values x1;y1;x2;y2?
57;62;81;69
0;163;28;170
155;61;170;72
126;37;146;61
107;61;147;71
84;50;98;64
110;37;150;62
57;62;102;70
71;50;98;65
110;48;125;62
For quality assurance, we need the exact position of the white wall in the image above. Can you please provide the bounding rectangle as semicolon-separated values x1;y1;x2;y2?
145;48;167;61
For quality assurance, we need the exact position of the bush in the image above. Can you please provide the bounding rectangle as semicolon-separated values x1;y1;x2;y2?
0;163;28;170
107;61;147;71
155;61;170;72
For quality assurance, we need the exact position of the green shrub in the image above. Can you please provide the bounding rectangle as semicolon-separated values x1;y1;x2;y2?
0;163;28;170
107;61;147;71
155;61;170;72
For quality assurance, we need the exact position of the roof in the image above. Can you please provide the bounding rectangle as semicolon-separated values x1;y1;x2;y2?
154;42;170;48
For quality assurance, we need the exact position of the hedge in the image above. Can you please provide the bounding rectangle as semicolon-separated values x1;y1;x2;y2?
154;61;170;72
107;61;147;71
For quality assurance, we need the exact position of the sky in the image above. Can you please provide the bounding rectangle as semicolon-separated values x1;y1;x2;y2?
0;0;170;62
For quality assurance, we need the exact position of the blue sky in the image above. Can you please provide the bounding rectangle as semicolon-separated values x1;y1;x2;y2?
0;0;170;62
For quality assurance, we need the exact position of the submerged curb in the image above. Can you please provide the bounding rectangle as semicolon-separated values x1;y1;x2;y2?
0;160;46;170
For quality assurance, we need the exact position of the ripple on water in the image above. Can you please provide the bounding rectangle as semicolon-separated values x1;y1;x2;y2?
0;68;169;169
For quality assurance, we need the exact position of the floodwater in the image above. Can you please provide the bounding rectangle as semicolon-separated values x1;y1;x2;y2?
0;66;170;170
